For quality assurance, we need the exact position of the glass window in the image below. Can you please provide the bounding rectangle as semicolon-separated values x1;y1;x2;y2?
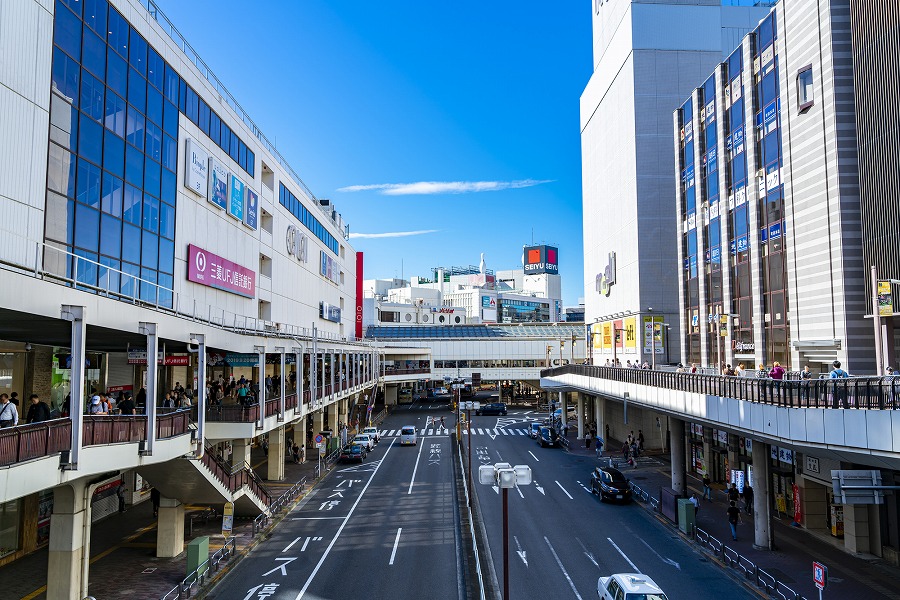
121;224;140;263
76;159;101;208
163;100;178;137
106;47;127;98
74;249;98;288
81;26;106;79
797;67;814;111
54;0;82;61
159;201;175;239
74;203;100;252
128;27;147;75
120;261;139;298
101;172;123;217
144;159;161;199
45;191;74;244
145;121;162;163
51;47;80;104
161;134;177;172
125;105;145;151
99;256;120;295
238;141;247;172
158;239;174;273
209;111;221;146
99;213;121;258
59;0;82;17
104;89;126;137
761;71;778;107
220;123;231;154
229;131;239;162
122;184;141;225
163;64;179;104
107;7;128;58
732;157;746;184
78;113;103;165
80;70;104;121
102;128;124;176
764;130;780;167
733;204;749;236
124;144;143;186
178;78;187;113
146;86;163;126
83;0;107;38
139;267;157;303
199;99;210;134
48;143;76;197
147;47;163;91
142;195;159;233
157;273;173;307
247;149;255;178
127;68;146;113
186;86;199;124
160;168;176;204
140;231;158;270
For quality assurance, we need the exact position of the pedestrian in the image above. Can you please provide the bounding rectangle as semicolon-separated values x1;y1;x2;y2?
25;394;50;423
638;429;645;451
728;483;740;504
118;392;136;415
690;493;699;516
830;360;850;407
743;483;754;514
440;416;445;431
756;363;768;378
736;363;746;377
150;488;160;517
292;442;300;463
89;395;108;415
117;482;127;513
0;393;19;428
596;436;604;458
300;443;306;463
262;437;269;457
584;431;592;448
605;423;610;442
727;500;742;540
622;441;629;459
702;473;712;501
769;361;785;380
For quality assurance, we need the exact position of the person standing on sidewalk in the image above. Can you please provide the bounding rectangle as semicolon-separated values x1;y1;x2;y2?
702;473;713;501
596;437;604;458
727;500;742;540
690;493;700;517
728;483;740;505
743;483;754;514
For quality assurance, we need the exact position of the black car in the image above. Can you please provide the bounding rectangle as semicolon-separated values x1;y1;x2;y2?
537;426;560;448
339;444;365;463
476;402;507;416
590;466;632;503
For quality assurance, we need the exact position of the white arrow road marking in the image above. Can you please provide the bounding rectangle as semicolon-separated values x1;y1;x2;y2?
389;528;402;565
262;556;298;577
534;482;545;495
544;537;583;600
607;537;641;573
514;536;528;567
283;537;302;552
555;480;574;499
515;484;524;499
577;481;592;494
528;451;540;462
492;485;499;494
575;537;599;568
488;429;497;440
639;538;680;570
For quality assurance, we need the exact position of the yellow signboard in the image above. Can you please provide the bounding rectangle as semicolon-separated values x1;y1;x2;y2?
601;322;613;351
592;323;603;348
878;281;894;317
624;317;637;351
222;501;234;538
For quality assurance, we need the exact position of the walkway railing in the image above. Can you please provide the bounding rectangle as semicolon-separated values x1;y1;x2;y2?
83;416;146;445
543;364;900;409
383;367;430;376
199;446;272;506
0;419;71;466
159;536;236;600
204;404;260;423
157;409;192;439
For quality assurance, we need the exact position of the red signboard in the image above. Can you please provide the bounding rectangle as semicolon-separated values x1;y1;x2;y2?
793;483;802;524
187;244;255;298
355;252;364;340
106;385;133;393
813;561;827;590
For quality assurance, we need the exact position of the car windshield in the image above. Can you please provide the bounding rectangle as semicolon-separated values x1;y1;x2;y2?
625;594;667;600
401;428;415;435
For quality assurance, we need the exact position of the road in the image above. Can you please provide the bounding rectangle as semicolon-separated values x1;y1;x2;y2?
464;402;756;600
208;399;460;600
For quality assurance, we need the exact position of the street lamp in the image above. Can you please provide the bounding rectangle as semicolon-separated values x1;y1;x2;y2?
479;462;532;600
612;328;625;366
714;312;739;369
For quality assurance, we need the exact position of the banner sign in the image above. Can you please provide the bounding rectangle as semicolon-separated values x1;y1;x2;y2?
624;317;637;353
356;252;364;339
127;351;190;366
523;245;559;275
320;251;341;285
187;244;255;298
228;175;245;221
243;188;258;230
208;158;229;210
878;281;894;316
320;301;341;323
184;139;208;197
642;316;665;354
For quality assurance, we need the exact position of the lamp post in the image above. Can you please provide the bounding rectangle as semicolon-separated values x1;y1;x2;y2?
716;312;739;369
479;462;532;600
612;328;625;366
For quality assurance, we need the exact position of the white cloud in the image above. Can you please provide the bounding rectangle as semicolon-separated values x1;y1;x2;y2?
348;229;439;239
337;179;553;195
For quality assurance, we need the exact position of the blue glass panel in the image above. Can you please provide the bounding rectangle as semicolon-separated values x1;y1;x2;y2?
99;256;120;295
146;86;163;126
229;131;239;162
81;26;106;79
106;47;127;97
159;201;175;240
238;141;246;172
59;0;82;18
220;123;231;154
127;68;146;113
99;213;122;258
142;194;159;233
122;184;141;225
65;199;75;244
76;159;101;208
125;105;145;151
78;113;102;164
74;249;99;289
74;203;100;252
147;47;164;91
160;168;176;205
139;267;157;303
107;6;128;57
163;100;178;137
209;111;221;146
104;89;126;137
144;159;161;200
52;47;80;105
102;129;124;176
157;272;173;308
121;224;140;263
178;78;187;113
199;99;210;134
120;261;139;297
54;1;82;61
161;134;177;172
163;64;179;104
80;69;104;121
101;171;122;217
140;231;158;270
83;0;107;38
158;238;174;273
186;86;199;124
246;149;255;178
124;144;143;186
145;121;162;163
128;27;147;75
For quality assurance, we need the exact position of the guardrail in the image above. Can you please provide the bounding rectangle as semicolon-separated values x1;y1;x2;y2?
251;476;308;536
0;419;71;466
157;409;192;439
83;415;147;445
627;481;659;511
159;536;236;600
543;364;900;410
458;436;488;600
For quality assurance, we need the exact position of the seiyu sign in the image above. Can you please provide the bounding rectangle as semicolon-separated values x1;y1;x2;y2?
286;225;309;263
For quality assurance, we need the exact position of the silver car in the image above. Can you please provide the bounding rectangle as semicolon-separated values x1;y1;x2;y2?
352;433;374;452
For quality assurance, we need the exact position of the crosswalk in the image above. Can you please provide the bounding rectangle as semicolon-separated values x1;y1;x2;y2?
378;428;533;437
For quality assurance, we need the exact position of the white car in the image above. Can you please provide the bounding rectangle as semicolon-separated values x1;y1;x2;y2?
352;434;374;452
598;573;668;600
399;425;417;446
362;427;380;443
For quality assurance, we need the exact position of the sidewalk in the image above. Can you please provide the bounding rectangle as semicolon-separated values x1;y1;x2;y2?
7;450;319;600
563;433;900;600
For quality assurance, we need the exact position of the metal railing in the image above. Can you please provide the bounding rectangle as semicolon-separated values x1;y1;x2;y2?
543;364;900;410
383;367;431;376
83;415;146;445
157;409;192;439
628;481;659;511
159;536;236;599
0;419;71;466
252;476;308;536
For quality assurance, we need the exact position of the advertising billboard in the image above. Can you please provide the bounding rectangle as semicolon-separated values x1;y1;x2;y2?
523;245;558;275
228;175;245;221
187;244;255;298
356;253;364;339
243;188;258;230
184;139;208;197
208;158;229;210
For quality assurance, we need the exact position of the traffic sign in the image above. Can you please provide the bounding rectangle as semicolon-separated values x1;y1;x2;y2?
813;561;827;590
315;434;323;444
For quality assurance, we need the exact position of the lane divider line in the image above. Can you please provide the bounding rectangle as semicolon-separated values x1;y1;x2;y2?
389;528;402;565
607;536;641;573
544;536;584;600
555;480;574;499
408;435;427;494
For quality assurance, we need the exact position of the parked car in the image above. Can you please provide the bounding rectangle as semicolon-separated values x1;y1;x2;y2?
590;466;632;503
339;444;365;463
362;426;380;443
537;426;560;448
352;433;374;452
530;423;542;438
598;573;667;600
476;402;507;416
399;425;417;446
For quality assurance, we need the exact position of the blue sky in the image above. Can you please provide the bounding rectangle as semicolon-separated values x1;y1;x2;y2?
154;1;592;306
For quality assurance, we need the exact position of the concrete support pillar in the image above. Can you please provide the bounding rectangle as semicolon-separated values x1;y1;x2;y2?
327;404;338;434
703;436;713;481
267;426;285;481
670;418;686;495
798;476;828;530
156;497;185;558
751;440;772;550
313;409;325;436
577;393;585;438
595;396;605;442
231;438;251;469
47;483;87;600
843;504;872;554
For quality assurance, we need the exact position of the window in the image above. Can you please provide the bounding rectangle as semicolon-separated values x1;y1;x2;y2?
797;66;814;112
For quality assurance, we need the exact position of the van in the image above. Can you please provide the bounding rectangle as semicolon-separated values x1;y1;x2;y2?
400;425;417;446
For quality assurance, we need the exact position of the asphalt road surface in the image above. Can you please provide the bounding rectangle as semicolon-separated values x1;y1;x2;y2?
465;405;756;600
209;399;459;600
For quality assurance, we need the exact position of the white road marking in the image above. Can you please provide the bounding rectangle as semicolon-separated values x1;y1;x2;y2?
293;439;395;599
607;537;641;573
534;482;545;495
283;537;301;552
515;484;524;499
528;451;539;462
555;480;574;499
488;429;497;440
389;528;402;565
263;556;298;577
576;537;599;568
291;516;345;520
514;536;528;566
408;436;426;494
544;537;583;600
300;537;311;552
639;537;681;570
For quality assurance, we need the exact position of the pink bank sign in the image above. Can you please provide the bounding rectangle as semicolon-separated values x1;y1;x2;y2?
187;244;255;298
